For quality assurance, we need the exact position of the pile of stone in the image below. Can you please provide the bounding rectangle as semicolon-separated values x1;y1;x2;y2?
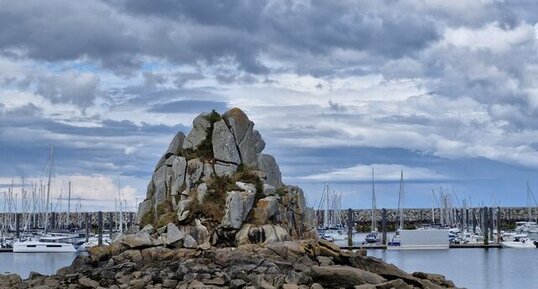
137;108;316;248
0;238;459;289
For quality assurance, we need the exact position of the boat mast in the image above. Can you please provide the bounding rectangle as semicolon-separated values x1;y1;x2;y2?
323;184;329;229
44;145;53;234
398;170;404;230
371;167;376;232
431;189;436;224
118;175;124;234
67;181;71;230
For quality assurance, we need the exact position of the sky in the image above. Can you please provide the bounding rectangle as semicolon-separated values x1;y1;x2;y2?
1;0;538;212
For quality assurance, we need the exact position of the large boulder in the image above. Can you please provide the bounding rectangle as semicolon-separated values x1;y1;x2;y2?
223;108;251;143
171;156;187;195
151;164;172;210
213;119;241;164
185;158;204;189
254;196;280;224
137;199;153;224
236;224;289;245
165;223;185;245
116;231;153;249
183;113;211;150
310;266;386;288
257;154;282;187
221;190;256;229
154;132;186;172
214;161;237;177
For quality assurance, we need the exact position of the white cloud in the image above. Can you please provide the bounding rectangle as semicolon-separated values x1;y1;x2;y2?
297;163;448;182
0;174;138;212
442;22;535;53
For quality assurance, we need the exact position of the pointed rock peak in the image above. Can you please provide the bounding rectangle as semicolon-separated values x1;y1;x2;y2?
223;107;251;143
224;107;250;126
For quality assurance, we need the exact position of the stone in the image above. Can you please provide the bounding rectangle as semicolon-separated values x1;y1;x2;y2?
263;184;276;196
152;165;173;210
79;277;99;288
256;154;282;187
183;235;198;248
253;129;265;153
171;157;187;195
162;278;178;289
185;158;204;189
237;122;259;166
236;181;256;193
166;223;185;245
212;119;241;164
192;220;211;248
177;199;193;222
221;190;256;229
230;279;247;288
254;196;279;224
137;199;152;225
236;224;289;245
354;285;376;289
214;161;238;177
310;266;386;287
316;256;334;266
283;284;300;289
116;231;153;249
166;132;185;156
202;162;215;181
183;113;211;150
349;255;425;287
223;107;251;144
310;283;324;289
412;272;455;288
373;279;412;289
196;183;208;204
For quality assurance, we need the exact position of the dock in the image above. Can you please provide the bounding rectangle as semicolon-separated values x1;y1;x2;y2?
340;243;503;250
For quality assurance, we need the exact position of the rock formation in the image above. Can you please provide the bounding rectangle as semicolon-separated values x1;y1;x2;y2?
137;108;316;248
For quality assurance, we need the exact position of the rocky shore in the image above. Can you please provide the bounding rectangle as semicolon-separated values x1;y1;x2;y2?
0;108;460;289
0;236;459;289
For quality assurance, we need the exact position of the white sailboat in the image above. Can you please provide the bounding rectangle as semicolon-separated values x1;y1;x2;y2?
365;167;380;244
317;184;347;242
13;145;76;253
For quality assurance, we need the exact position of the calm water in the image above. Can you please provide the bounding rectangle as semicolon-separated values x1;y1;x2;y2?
0;253;77;278
368;248;538;289
335;232;538;289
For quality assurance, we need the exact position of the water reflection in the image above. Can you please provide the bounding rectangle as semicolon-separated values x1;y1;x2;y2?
368;248;538;289
0;253;77;278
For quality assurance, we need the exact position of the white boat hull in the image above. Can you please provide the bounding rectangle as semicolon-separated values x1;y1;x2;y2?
13;241;77;253
500;241;536;248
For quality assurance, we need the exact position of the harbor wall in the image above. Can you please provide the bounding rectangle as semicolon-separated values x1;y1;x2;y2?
318;207;534;231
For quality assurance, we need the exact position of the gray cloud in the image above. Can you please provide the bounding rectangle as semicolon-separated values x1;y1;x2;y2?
35;73;101;110
148;100;228;114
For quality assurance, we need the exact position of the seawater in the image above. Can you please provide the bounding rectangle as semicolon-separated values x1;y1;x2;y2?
0;253;77;278
334;233;538;289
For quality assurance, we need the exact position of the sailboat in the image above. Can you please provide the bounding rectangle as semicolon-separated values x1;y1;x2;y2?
364;167;380;244
317;184;347;242
13;145;77;253
501;182;538;249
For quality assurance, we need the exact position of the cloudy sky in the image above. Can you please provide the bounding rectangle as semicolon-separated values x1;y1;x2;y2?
1;0;538;212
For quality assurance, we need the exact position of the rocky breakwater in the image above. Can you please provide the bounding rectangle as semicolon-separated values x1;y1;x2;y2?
0;236;460;289
0;108;461;289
